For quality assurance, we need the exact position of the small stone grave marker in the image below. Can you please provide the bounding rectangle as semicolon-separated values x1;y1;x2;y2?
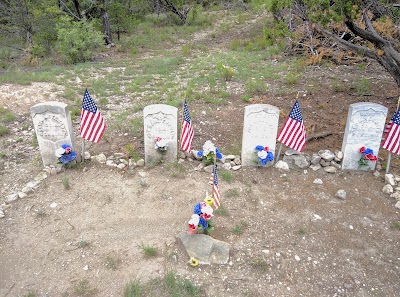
341;102;388;170
143;104;178;165
30;102;76;166
241;104;280;166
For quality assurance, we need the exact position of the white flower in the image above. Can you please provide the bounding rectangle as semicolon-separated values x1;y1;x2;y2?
188;214;200;227
202;140;216;156
154;138;168;149
201;205;213;217
257;150;268;159
55;147;65;158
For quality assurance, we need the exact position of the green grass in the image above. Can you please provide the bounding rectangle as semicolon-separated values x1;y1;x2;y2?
124;280;143;297
0;152;6;158
124;271;201;297
225;188;240;197
249;258;271;273
392;222;400;230
140;243;158;257
298;227;306;235
62;177;70;190
0;106;15;123
73;279;98;296
0;125;9;136
232;224;244;235
213;205;229;216
219;170;233;183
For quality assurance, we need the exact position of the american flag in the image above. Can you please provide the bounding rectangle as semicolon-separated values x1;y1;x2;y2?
209;165;221;209
277;100;306;152
180;100;194;152
381;110;400;155
80;89;106;143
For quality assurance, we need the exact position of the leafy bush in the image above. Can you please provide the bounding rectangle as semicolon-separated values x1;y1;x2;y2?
56;16;103;64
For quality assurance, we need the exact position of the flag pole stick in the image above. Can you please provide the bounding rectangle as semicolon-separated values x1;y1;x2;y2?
81;140;85;162
276;142;283;162
178;91;187;154
385;95;400;174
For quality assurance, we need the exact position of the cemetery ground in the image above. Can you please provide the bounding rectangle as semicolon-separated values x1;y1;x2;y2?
1;10;400;297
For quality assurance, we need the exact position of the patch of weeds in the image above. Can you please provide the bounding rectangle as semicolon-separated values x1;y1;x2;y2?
298;227;306;235
214;205;229;216
232;221;249;235
392;222;400;230
245;79;269;95
249;257;271;273
23;290;37;297
232;224;244;235
0;125;10;136
225;188;240;197
62;177;70;190
124;280;143;297
73;279;98;296
104;254;122;271
0;152;6;158
16;137;23;143
0;106;15;123
31;132;38;147
241;94;252;102
285;72;301;85
139;243;158;257
166;162;186;178
99;97;109;106
78;240;89;248
36;208;47;219
216;62;235;81
124;144;141;161
354;77;371;96
331;79;351;93
163;271;201;297
181;45;191;56
219;170;233;183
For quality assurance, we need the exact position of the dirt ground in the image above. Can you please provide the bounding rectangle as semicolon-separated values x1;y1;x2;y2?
1;13;400;297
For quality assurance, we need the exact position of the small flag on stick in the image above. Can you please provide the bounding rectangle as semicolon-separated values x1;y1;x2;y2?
381;110;400;155
277;100;306;152
209;164;221;209
80;89;106;143
180;100;194;152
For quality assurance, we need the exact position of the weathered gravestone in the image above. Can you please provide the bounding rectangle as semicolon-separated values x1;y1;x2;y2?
30;102;76;166
143;104;178;166
241;104;280;166
341;102;388;170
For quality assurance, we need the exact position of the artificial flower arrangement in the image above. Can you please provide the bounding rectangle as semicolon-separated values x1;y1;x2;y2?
358;146;378;166
188;197;214;235
196;140;223;165
154;137;168;152
255;145;274;166
55;144;77;165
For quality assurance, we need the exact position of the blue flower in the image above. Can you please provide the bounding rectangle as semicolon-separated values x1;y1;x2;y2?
193;203;202;215
255;145;264;151
259;157;268;166
61;144;71;149
198;217;208;230
215;148;222;160
59;151;77;164
363;148;374;155
197;151;203;157
266;151;274;162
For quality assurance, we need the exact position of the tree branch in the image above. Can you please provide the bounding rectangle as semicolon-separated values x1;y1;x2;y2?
314;24;377;60
362;10;388;44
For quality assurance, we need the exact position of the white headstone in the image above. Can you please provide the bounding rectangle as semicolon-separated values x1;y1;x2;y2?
143;104;178;166
341;102;388;170
30;102;76;166
241;104;280;166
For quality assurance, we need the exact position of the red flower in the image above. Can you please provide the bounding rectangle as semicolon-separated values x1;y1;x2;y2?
155;137;162;142
188;224;197;234
359;146;366;153
365;154;377;161
65;147;72;154
264;146;269;152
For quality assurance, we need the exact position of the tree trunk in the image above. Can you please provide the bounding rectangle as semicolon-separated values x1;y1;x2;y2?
101;10;113;45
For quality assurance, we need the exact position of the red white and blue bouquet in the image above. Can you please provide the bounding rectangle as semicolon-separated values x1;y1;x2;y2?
55;144;77;165
358;146;378;166
196;140;223;165
188;198;214;235
255;145;274;166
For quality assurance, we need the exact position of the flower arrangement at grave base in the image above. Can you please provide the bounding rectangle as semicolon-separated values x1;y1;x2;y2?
154;137;168;152
358;146;378;166
196;140;223;166
255;145;274;166
188;197;214;235
55;144;77;165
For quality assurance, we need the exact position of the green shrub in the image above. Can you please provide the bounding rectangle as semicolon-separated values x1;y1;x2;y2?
56;16;103;64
